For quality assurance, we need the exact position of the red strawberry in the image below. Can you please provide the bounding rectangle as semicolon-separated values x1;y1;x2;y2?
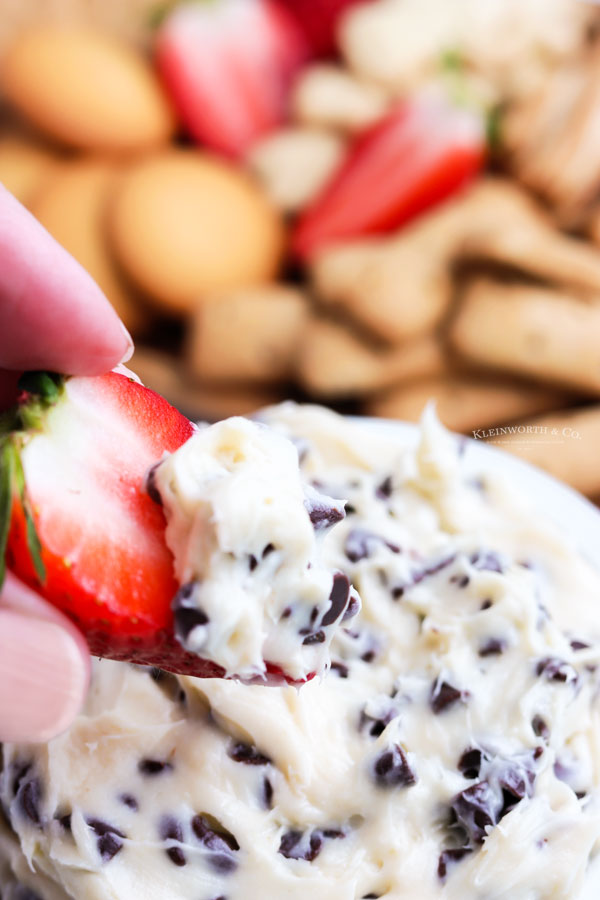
155;0;308;158
0;371;233;677
276;0;361;57
1;372;313;684
292;92;486;259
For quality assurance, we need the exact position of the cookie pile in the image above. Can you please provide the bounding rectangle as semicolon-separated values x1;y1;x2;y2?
2;0;600;499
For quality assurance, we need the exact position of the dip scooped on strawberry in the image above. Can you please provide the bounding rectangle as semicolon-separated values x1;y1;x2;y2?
0;370;357;683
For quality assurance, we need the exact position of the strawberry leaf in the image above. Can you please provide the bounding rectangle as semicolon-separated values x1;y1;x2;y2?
17;370;61;401
17;372;64;433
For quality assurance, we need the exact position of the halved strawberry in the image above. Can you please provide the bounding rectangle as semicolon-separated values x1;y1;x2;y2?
0;371;236;677
292;91;487;259
155;0;308;158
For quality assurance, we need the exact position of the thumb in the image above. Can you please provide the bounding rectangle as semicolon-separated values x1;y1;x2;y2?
0;573;90;743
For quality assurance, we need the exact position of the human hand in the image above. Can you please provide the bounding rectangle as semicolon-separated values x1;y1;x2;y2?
0;184;134;743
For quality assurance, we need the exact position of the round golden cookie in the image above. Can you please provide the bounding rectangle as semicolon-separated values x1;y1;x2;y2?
0;136;62;209
1;27;176;152
109;150;285;312
32;159;145;334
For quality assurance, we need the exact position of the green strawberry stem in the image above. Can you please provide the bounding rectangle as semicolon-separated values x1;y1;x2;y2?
0;371;64;590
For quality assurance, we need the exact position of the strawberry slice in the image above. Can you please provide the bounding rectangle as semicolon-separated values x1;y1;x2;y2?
292;92;487;259
155;0;308;158
276;0;361;57
0;371;236;677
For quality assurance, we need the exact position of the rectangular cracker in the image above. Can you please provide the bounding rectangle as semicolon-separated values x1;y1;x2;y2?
457;178;600;294
485;406;600;497
310;198;465;343
296;317;446;398
365;373;569;433
187;285;309;384
449;277;600;395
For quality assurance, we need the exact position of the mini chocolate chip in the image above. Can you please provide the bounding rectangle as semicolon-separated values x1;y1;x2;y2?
375;476;393;499
280;606;292;619
532;715;550;741
248;555;258;571
480;599;493;611
138;759;173;776
160;815;186;867
166;846;186;867
119;794;138;811
263;543;275;557
362;894;381;899
360;707;397;738
430;679;468;715
458;748;483;780
451;747;541;846
57;812;72;831
173;602;208;642
330;661;349;678
361;650;376;663
345;503;357;515
263;777;274;809
149;668;186;704
413;555;457;585
479;638;507;657
373;745;416;788
278;829;323;862
304;492;345;531
192;816;239;851
470;550;505;574
437;848;471;881
392;555;457;599
228;742;271;766
144;463;163;505
450;781;500;844
570;640;590;651
302;630;326;645
498;754;538;808
191;815;239;873
450;574;470;588
87;819;126;863
18;778;42;826
344;529;400;563
536;657;577;684
11;761;32;798
321;573;350;626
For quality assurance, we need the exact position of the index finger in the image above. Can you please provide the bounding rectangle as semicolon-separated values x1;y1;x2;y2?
0;184;133;375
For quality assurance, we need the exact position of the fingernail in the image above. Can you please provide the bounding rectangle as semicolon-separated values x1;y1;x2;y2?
118;321;134;364
0;610;89;743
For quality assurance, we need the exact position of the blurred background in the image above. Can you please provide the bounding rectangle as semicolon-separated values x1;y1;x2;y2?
2;0;600;500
